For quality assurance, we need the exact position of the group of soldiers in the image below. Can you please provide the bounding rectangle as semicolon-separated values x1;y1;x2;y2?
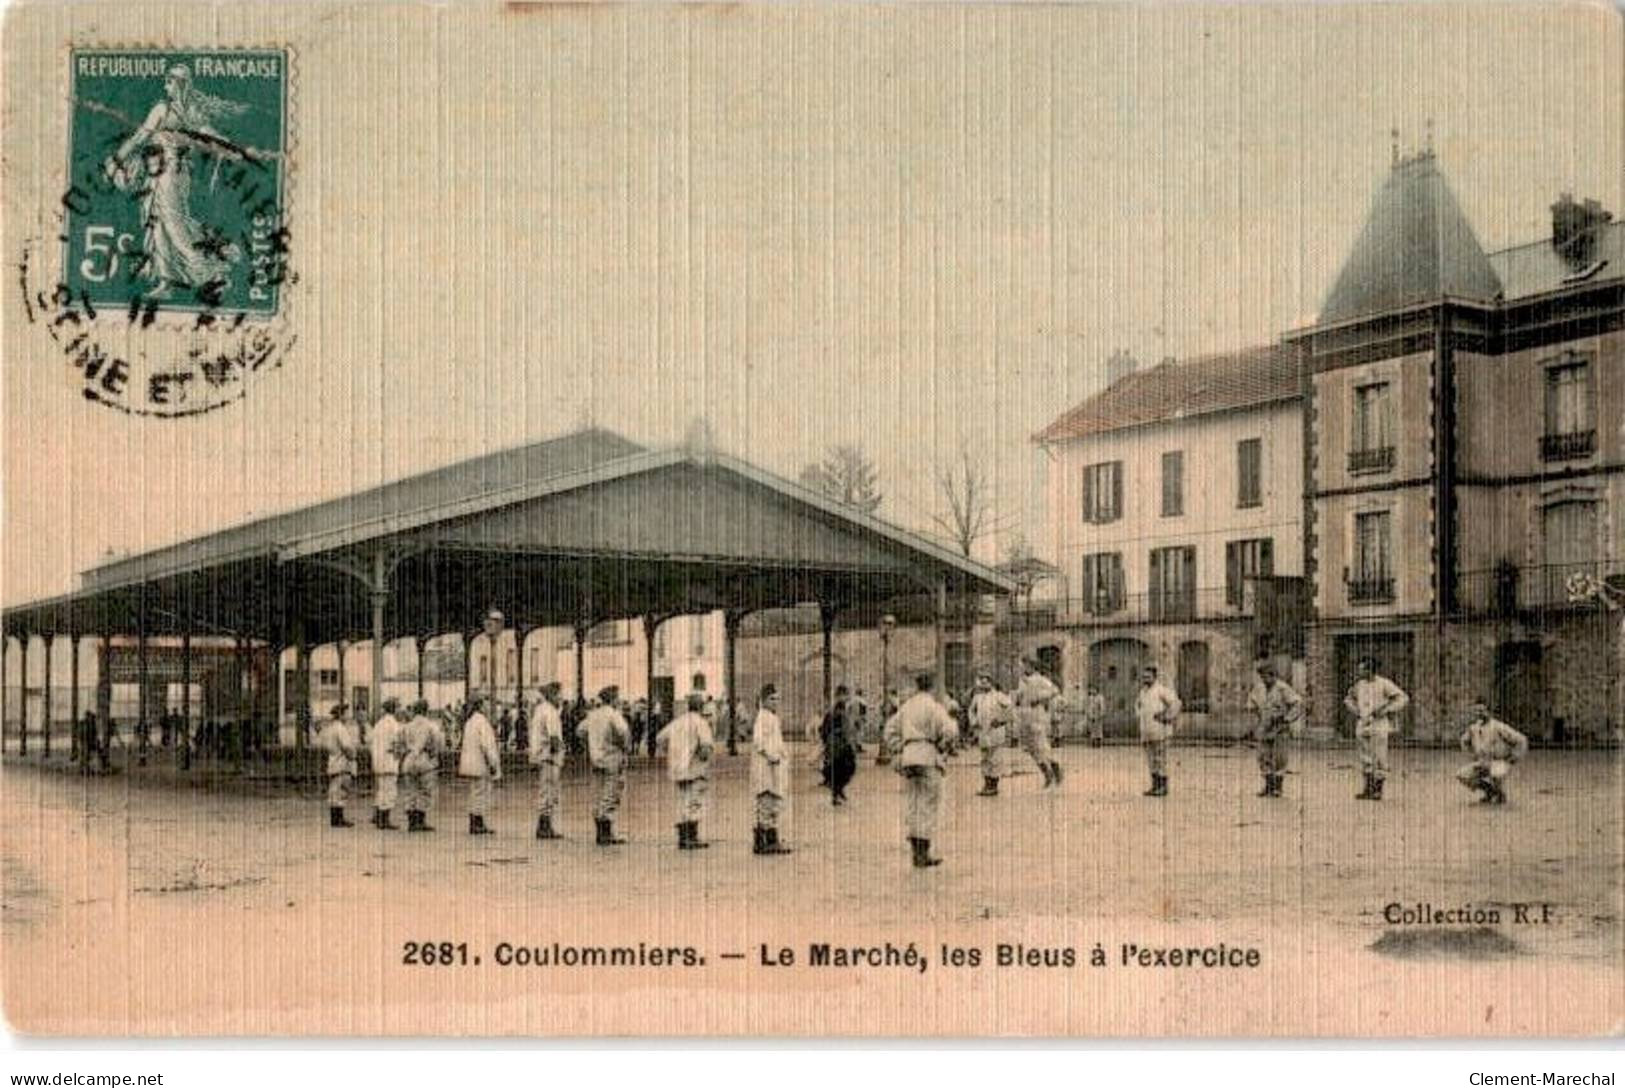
311;651;1534;872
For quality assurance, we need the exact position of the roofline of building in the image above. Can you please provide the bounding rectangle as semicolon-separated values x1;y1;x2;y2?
1030;390;1301;447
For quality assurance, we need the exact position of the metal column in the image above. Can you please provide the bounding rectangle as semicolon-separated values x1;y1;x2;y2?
820;602;836;708
369;548;387;727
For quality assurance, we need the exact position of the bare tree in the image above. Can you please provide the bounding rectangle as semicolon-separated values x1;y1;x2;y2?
799;444;883;515
930;445;1012;558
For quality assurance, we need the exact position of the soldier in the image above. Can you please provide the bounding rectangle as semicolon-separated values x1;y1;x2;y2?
314;703;358;828
1456;701;1529;805
1344;658;1410;801
1246;661;1304;798
883;672;960;869
657;693;715;850
968;672;1014;798
750;684;793;855
1083;683;1107;746
370;698;406;830
1014;658;1064;789
528;682;565;840
1135;665;1181;798
399;699;445;832
458;696;501;834
583;685;632;846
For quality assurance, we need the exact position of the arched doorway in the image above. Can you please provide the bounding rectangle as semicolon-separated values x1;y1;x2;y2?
1032;644;1063;683
1088;637;1151;732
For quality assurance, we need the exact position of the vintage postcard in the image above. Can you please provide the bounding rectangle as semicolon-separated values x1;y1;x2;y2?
2;0;1621;1038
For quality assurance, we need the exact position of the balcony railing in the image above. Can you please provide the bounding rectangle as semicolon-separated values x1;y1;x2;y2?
1346;576;1396;604
1456;561;1625;616
1348;446;1396;474
1003;587;1268;627
1540;430;1596;461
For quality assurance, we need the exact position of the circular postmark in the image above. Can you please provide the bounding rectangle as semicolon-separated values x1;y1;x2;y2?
18;48;295;418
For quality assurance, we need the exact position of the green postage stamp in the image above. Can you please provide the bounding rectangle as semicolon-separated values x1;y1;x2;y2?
64;48;288;316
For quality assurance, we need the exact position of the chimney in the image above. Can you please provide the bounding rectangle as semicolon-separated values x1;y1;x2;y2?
1551;193;1614;269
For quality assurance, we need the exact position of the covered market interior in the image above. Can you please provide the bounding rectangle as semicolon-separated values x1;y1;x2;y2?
1;428;1011;764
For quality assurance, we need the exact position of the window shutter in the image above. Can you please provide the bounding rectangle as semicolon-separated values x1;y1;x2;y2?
1082;467;1094;523
1260;538;1274;577
1111;462;1124;521
1226;542;1241;606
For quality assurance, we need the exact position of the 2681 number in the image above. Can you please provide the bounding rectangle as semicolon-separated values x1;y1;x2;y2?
402;941;472;966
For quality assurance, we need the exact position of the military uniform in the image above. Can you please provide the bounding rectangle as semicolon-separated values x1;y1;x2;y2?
883;689;959;868
658;708;715;849
1344;674;1409;800
583;699;632;845
370;710;406;829
1246;677;1304;797
399;710;445;831
1135;679;1181;797
527;697;565;839
458;708;501;834
314;714;359;827
1083;690;1107;745
1456;714;1529;804
750;702;793;855
1015;669;1064;788
968;686;1013;796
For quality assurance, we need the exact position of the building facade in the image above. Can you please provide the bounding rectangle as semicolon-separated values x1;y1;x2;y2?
1031;346;1306;733
1292;153;1623;743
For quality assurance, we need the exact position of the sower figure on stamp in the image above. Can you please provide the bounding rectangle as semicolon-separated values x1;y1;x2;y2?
370;697;406;830
1456;700;1529;805
658;693;715;850
750;684;793;856
968;672;1013;798
1015;657;1064;789
1344;657;1409;802
1246;661;1304;799
583;685;632;846
528;682;565;840
1135;665;1181;798
458;695;501;835
399;700;444;833
883;672;960;869
314;703;358;828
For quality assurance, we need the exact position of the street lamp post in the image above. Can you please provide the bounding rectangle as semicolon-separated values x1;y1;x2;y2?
877;613;896;766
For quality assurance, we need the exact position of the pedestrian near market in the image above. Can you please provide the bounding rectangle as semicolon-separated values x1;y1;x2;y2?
657;693;715;850
583;685;632;846
820;686;859;805
528;683;565;840
1014;658;1064;788
1455;701;1529;805
370;698;406;830
315;703;358;828
1344;658;1410;801
968;672;1014;798
1135;665;1181;797
1083;684;1107;746
750;684;793;855
1246;661;1304;798
399;700;445;832
458;696;501;835
883;672;960;869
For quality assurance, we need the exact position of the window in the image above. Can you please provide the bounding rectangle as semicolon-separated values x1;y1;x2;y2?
506;648;517;682
1080;552;1126;615
1542;356;1596;460
653;624;669;661
690;615;707;658
588;620;626;646
1081;461;1124;524
315;668;339;688
1350;511;1394;603
1236;439;1262;508
1161;451;1184;517
1177;641;1210;713
479;658;491;685
1148;545;1196;621
1225;538;1275;608
1350;383;1395;473
529;648;541;679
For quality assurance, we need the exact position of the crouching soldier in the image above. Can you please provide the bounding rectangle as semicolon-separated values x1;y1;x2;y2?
968;673;1013;798
583;686;632;846
884;672;959;869
528;683;565;840
371;698;406;830
658;693;715;850
459;696;501;835
1246;661;1304;798
1456;701;1529;805
750;684;793;855
399;700;444;832
316;704;358;828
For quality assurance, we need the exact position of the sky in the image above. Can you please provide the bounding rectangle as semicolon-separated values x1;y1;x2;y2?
4;1;1622;606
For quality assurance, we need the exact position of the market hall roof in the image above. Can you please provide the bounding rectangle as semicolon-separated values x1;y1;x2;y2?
2;429;1012;643
1032;342;1300;445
